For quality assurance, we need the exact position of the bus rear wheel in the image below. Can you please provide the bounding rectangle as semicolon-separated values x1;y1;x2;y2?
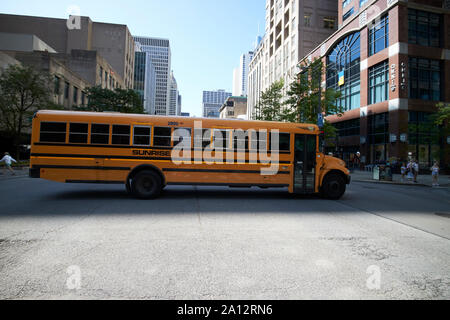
321;173;346;200
131;170;162;200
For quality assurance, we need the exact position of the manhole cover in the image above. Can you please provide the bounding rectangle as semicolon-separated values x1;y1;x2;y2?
435;213;450;218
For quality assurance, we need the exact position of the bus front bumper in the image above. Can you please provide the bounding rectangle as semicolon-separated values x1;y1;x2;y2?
29;167;40;179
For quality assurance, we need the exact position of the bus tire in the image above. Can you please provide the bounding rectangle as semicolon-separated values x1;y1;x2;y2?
321;173;346;200
131;170;162;200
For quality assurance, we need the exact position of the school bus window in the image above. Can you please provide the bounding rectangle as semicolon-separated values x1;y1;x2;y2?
91;124;110;144
250;130;267;151
69;123;88;144
112;125;131;145
233;130;249;151
154;127;172;147
173;128;192;148
269;132;291;152
133;126;151;146
194;129;212;149
40;122;67;143
213;130;231;150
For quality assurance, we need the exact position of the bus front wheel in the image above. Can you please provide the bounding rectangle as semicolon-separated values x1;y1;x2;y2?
321;174;346;200
131;170;162;200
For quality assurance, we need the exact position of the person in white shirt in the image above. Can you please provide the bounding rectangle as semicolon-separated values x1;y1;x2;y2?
431;162;440;187
0;152;17;176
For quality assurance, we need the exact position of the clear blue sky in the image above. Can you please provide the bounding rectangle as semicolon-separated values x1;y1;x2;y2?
1;0;266;116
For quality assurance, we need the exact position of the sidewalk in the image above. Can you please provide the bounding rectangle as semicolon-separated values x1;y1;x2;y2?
351;170;450;187
0;167;29;181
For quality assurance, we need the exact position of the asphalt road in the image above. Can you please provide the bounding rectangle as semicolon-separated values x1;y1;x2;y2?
0;176;449;300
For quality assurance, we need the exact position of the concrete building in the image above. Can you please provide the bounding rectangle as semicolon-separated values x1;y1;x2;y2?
202;90;232;118
232;51;254;97
247;0;338;119
298;0;450;168
0;32;125;91
0;13;135;89
134;46;157;114
219;96;248;119
133;37;172;116
3;50;91;109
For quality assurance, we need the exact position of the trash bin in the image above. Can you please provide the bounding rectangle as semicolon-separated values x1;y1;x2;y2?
385;166;393;181
373;166;380;180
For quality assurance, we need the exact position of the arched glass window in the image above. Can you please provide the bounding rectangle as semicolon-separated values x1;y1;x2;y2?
326;32;361;111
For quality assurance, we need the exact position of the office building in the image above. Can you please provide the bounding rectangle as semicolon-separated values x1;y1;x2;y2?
247;0;338;119
232;51;254;97
0;14;135;89
298;0;450;168
169;71;180;116
202;90;232;118
220;96;248;119
134;44;157;114
134;36;172;115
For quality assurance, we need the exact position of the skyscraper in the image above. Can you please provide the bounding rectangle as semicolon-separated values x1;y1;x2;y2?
202;90;232;118
134;43;156;114
247;0;338;119
232;51;254;97
133;36;172;115
169;71;180;116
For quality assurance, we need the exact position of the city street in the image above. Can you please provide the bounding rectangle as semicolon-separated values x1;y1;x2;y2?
0;175;449;300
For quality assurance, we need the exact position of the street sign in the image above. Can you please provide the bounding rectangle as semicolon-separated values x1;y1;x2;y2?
317;114;324;128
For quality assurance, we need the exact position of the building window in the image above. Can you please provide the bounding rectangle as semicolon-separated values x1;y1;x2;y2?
81;92;86;106
408;112;440;167
304;14;311;27
54;76;60;95
368;15;389;56
368;113;389;163
408;9;441;47
359;0;368;7
368;61;389;105
342;0;351;8
73;87;78;104
409;57;441;101
99;67;103;84
326;32;361;111
64;82;70;99
334;118;360;137
343;8;354;22
323;17;336;30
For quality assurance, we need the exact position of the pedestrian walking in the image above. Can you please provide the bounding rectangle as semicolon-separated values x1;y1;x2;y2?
0;152;17;176
431;162;440;187
413;159;419;183
407;160;414;182
401;162;407;182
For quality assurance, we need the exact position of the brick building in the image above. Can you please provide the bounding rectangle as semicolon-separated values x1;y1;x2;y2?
300;0;450;169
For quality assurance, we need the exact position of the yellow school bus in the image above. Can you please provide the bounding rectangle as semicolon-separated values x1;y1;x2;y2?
29;110;351;199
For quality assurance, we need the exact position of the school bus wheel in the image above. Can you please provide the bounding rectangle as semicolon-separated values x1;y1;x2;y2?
321;173;346;200
131;170;163;200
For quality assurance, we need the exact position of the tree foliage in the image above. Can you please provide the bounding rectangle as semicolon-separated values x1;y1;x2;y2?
434;102;450;126
0;65;54;155
77;86;144;114
253;79;284;121
253;59;342;141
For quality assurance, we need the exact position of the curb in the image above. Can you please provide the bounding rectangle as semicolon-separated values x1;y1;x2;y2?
353;179;429;187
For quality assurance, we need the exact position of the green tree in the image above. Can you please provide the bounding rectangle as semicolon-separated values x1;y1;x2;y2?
253;79;284;121
434;102;450;126
284;59;343;140
77;86;144;114
0;65;54;158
